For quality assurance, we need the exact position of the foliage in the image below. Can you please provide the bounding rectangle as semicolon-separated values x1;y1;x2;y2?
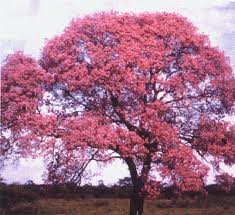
1;12;235;214
118;177;133;187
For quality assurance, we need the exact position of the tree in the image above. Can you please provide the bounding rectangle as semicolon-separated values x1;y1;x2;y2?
1;12;235;215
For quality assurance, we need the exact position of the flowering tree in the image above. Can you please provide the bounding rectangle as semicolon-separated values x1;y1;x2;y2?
1;12;235;215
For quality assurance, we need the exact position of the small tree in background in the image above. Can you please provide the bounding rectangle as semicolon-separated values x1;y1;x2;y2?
1;12;235;215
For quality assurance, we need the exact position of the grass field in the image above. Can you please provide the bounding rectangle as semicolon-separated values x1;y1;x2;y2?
5;198;235;215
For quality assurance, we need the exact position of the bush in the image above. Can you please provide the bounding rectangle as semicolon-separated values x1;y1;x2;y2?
0;184;39;209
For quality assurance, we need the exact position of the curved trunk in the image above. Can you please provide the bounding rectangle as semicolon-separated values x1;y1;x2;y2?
129;194;144;215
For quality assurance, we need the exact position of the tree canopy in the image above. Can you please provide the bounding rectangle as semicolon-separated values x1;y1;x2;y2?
1;12;235;215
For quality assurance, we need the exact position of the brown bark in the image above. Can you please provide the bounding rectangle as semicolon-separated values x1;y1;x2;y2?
124;158;145;215
129;194;144;215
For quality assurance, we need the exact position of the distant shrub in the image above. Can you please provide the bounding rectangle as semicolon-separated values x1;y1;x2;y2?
0;184;39;209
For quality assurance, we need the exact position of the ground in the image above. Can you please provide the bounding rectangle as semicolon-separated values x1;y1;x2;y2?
4;197;235;215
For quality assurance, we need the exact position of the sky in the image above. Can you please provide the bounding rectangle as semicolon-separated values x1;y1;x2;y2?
0;0;235;185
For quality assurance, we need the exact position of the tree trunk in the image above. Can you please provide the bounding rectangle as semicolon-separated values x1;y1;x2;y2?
129;194;144;215
124;158;146;215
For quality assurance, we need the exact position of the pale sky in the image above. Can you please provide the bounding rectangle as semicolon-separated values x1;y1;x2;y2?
0;0;235;185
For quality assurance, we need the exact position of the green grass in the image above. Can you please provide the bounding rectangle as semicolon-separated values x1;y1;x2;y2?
5;198;235;215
